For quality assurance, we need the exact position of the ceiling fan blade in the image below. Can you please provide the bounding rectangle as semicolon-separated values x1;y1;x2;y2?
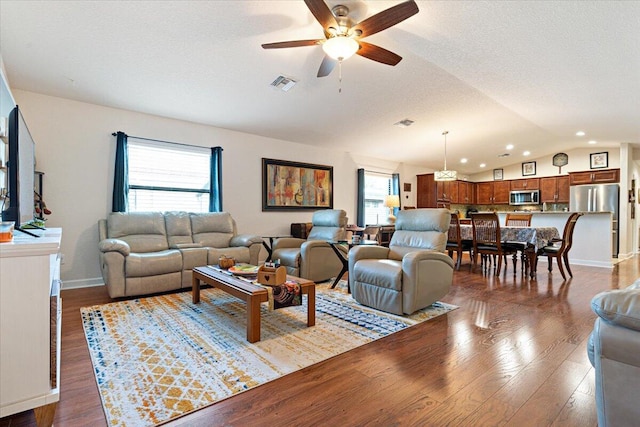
352;0;419;38
304;0;338;36
317;55;337;77
356;41;402;66
262;39;323;49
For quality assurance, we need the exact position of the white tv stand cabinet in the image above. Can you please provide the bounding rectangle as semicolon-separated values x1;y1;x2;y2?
0;228;62;426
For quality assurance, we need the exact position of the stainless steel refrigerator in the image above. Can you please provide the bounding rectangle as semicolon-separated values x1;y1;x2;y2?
569;183;619;257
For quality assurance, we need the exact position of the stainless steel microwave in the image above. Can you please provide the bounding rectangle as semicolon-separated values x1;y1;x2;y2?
509;190;540;205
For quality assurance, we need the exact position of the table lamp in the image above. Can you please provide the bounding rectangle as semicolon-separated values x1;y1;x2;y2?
384;195;400;223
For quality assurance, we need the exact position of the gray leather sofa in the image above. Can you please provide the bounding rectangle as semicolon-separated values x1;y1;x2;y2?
271;209;348;283
348;208;454;315
587;278;640;427
98;211;262;298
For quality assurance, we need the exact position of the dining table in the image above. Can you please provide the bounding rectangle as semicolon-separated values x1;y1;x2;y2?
454;224;561;278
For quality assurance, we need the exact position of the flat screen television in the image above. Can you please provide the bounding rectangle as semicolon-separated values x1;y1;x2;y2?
2;105;39;236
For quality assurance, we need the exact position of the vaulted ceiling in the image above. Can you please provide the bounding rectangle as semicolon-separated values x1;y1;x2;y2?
1;1;638;173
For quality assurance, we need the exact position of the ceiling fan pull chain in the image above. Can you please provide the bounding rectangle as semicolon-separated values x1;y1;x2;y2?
338;60;343;93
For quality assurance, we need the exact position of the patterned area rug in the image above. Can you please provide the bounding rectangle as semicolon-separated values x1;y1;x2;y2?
81;280;457;426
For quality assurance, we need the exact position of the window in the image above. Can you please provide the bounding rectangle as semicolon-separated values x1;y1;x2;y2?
127;139;210;212
363;172;392;225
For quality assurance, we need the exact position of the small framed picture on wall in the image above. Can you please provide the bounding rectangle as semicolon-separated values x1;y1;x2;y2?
522;161;536;176
590;152;608;169
493;169;503;181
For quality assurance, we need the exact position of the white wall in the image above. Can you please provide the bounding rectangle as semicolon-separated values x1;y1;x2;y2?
13;90;371;287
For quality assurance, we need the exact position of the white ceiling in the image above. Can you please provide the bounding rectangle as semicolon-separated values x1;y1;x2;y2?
1;0;639;174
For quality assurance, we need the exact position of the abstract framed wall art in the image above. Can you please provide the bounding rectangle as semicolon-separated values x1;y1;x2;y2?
262;158;333;211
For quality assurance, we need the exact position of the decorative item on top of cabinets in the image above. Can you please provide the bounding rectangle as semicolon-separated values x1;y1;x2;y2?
522;161;537;176
493;169;503;181
552;152;569;173
590;152;608;169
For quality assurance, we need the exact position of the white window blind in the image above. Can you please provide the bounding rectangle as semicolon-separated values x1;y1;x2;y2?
128;139;210;212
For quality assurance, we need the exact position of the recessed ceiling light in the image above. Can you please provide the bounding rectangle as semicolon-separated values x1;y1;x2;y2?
576;131;585;136
479;163;486;168
588;140;597;144
523;151;530;156
506;144;514;150
460;158;468;163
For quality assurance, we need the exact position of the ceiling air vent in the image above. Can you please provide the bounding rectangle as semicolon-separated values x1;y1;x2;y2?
270;75;297;92
394;119;414;128
498;153;510;158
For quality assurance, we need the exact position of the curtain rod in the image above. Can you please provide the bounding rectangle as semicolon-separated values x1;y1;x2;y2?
112;132;222;150
361;169;394;176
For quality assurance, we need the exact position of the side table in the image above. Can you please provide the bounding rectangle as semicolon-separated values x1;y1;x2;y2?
261;235;290;262
328;239;378;291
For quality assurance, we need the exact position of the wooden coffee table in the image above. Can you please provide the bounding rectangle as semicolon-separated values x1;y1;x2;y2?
192;266;315;343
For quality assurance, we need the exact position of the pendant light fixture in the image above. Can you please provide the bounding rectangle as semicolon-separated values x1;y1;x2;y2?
434;130;458;181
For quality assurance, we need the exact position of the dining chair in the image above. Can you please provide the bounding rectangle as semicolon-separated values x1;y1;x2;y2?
471;213;519;275
446;212;472;270
505;213;533;226
536;212;583;280
505;213;533;272
362;225;380;243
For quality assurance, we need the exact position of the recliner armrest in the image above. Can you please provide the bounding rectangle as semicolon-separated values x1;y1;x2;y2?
591;281;640;332
272;237;306;250
98;238;131;256
402;249;455;269
230;234;263;247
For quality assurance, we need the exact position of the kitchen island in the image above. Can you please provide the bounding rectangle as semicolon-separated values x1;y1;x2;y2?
496;211;614;268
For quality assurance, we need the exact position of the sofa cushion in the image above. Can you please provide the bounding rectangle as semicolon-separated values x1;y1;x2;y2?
190;212;234;248
125;249;183;277
353;259;403;291
591;279;640;332
165;211;194;247
107;212;169;253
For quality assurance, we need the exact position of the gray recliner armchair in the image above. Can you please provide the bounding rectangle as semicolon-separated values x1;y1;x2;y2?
348;208;454;315
587;278;640;427
271;209;348;283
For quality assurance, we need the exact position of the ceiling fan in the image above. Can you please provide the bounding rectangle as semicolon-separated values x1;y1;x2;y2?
261;0;419;77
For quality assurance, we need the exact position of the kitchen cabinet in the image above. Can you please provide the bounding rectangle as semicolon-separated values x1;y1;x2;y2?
476;181;510;204
457;181;474;204
417;174;473;206
569;169;619;185
417;174;436;208
510;178;540;190
436;180;458;204
540;176;570;203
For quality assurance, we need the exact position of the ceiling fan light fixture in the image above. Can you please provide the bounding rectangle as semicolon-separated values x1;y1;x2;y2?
322;36;359;61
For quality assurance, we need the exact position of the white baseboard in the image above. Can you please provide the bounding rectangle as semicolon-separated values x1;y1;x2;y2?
565;259;614;269
62;277;104;290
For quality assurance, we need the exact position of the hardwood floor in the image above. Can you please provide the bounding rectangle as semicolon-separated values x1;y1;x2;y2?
2;255;638;426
